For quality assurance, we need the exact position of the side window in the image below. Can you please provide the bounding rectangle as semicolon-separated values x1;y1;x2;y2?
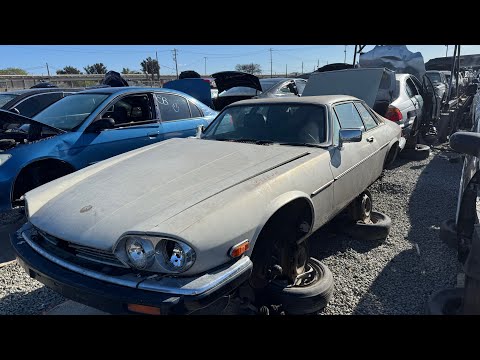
188;101;203;118
295;80;307;95
156;93;191;121
333;102;364;130
354;102;378;131
405;78;419;97
332;110;341;145
104;94;154;126
15;92;63;117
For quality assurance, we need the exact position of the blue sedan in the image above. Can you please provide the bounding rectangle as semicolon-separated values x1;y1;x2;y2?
0;87;217;212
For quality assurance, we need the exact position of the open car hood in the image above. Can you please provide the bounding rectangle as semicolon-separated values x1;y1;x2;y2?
211;71;262;93
163;78;213;107
0;109;65;133
302;68;395;108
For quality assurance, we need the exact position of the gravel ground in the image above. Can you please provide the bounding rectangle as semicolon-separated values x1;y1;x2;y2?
310;146;463;315
0;145;464;315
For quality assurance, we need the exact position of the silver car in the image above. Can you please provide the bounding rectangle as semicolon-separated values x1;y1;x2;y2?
12;95;401;315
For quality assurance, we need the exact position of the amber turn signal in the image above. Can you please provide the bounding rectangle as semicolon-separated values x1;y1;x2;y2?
229;240;250;258
127;304;161;315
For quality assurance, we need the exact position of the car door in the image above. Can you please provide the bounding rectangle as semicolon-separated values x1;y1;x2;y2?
410;76;424;119
404;77;422;127
155;92;210;139
73;92;162;166
328;101;380;212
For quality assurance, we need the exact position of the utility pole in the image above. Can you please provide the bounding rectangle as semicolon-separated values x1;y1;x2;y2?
317;59;319;69
285;64;287;77
445;45;449;57
204;57;207;76
172;48;179;79
46;63;50;77
301;62;304;74
344;45;347;64
155;51;160;79
269;48;273;78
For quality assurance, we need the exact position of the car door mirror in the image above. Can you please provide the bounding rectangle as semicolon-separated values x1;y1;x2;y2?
196;124;205;138
8;107;20;115
287;82;299;96
86;118;115;133
339;128;362;147
450;131;480;158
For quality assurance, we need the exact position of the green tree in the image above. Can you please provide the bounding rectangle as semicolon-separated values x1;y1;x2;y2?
140;57;160;81
56;66;82;75
122;67;141;74
0;67;28;75
235;63;262;75
84;63;107;74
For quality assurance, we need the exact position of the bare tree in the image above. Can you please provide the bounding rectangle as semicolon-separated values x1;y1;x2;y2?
235;63;262;75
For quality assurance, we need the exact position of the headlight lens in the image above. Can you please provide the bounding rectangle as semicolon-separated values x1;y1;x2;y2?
156;239;196;272
0;154;12;166
125;237;155;270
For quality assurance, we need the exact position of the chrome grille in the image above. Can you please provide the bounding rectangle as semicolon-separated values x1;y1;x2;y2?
35;229;127;268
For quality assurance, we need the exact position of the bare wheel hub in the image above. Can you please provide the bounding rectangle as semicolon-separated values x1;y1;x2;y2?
360;193;372;222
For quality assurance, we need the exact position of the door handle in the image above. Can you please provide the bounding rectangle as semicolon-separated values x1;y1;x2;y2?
147;132;159;138
366;136;374;143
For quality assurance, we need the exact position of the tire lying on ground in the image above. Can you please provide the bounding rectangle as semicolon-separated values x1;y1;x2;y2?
265;258;334;315
398;144;431;161
439;218;457;249
426;287;463;315
344;211;392;241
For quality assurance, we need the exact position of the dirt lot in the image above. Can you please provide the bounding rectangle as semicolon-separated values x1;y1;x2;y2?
0;146;463;315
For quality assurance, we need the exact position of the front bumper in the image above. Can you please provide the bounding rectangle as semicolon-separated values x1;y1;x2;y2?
11;224;252;314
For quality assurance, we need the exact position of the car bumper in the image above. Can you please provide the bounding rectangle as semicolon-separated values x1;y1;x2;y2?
11;224;253;315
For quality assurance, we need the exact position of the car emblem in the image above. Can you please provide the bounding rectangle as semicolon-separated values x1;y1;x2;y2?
80;205;93;213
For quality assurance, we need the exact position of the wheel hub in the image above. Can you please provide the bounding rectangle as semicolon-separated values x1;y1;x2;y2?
360;193;372;222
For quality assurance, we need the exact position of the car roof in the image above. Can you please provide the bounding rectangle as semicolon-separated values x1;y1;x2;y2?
228;95;360;107
1;88;83;96
75;86;191;96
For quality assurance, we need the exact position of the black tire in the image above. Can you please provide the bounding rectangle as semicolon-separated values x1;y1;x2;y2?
384;144;399;169
399;144;431;161
265;258;333;315
426;288;463;315
345;211;391;241
440;218;457;249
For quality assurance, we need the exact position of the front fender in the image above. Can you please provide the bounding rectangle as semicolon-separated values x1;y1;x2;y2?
248;191;314;251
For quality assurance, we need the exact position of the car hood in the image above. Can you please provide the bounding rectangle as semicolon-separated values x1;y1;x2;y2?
0;109;65;133
302;68;395;108
27;138;309;250
211;71;262;93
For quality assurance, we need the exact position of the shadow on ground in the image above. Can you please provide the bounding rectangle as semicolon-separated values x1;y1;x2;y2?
0;286;65;315
352;151;461;314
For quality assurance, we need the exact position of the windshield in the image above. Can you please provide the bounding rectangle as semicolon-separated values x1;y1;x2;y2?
33;93;109;131
203;103;326;145
218;79;282;97
426;72;441;83
0;94;19;108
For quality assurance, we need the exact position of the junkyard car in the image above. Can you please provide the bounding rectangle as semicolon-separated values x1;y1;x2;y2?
0;87;216;212
12;95;401;315
0;88;83;118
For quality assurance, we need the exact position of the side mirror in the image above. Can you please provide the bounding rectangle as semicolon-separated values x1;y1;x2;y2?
8;107;20;115
450;131;480;157
339;128;362;147
196;124;205;138
86;118;115;133
466;83;478;96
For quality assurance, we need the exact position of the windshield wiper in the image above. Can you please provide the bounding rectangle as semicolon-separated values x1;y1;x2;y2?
212;138;275;145
278;142;325;148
